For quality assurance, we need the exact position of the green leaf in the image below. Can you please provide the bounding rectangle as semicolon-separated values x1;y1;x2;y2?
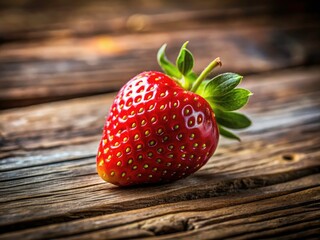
176;42;194;75
157;44;181;79
218;125;240;141
209;88;252;111
195;79;210;95
204;73;243;97
186;71;197;82
215;109;251;129
180;71;198;91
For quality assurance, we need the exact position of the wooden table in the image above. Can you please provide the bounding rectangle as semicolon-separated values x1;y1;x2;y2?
1;1;319;239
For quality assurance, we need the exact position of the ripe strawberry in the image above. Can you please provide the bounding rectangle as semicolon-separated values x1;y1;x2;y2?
97;42;252;186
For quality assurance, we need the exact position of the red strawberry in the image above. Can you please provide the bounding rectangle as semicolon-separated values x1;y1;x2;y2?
97;42;252;186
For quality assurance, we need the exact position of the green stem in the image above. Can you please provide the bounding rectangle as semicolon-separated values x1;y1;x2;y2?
190;57;222;92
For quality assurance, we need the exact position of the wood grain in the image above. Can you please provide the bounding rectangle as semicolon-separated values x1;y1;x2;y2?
1;175;319;240
0;1;319;108
1;0;316;42
0;66;319;239
0;1;319;239
1;67;319;166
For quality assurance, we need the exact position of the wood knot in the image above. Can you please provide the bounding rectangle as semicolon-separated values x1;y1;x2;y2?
140;216;190;235
281;153;303;162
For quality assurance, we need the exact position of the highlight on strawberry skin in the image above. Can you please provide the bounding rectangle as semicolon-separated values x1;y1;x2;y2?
97;42;252;186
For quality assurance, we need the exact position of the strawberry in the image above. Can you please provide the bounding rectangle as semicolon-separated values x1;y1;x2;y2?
97;42;252;186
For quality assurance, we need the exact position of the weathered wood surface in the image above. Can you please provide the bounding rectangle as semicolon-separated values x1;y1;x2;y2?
1;1;320;239
0;66;319;239
0;0;317;42
0;0;319;109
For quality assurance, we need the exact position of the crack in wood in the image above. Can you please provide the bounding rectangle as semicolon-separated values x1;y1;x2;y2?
139;216;190;236
6;185;318;240
0;166;319;235
193;199;320;229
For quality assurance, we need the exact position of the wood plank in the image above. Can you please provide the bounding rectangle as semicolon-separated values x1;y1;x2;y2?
52;183;320;240
0;2;318;239
1;66;319;164
0;175;319;239
0;67;320;162
0;67;319;239
1;0;315;42
0;15;319;108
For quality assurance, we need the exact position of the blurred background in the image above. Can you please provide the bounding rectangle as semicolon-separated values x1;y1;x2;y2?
0;0;319;109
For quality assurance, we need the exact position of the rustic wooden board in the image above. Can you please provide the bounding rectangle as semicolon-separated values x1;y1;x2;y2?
0;1;319;108
1;0;316;41
1;176;319;240
0;66;319;239
1;67;319;166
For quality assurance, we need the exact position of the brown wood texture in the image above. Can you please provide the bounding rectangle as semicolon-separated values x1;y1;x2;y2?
1;1;320;239
0;1;319;109
1;67;320;239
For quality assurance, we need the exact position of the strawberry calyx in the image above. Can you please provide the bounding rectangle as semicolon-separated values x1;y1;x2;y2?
157;42;252;141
